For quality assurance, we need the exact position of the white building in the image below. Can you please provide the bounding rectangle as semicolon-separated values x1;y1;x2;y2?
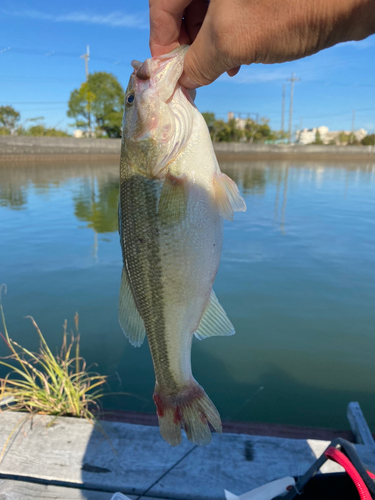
297;126;328;144
73;129;97;138
73;129;84;138
296;126;367;145
227;112;254;130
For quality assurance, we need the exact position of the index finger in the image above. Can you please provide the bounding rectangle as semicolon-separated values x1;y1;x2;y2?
149;0;192;56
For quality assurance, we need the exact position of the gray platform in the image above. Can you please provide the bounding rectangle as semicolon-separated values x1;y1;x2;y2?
0;410;374;500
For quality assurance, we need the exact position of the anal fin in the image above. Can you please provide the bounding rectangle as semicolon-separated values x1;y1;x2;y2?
224;491;239;500
118;267;146;347
194;290;235;340
213;172;246;222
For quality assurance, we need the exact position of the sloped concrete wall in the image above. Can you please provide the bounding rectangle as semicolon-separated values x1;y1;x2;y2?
0;136;122;155
213;142;375;156
1;136;375;157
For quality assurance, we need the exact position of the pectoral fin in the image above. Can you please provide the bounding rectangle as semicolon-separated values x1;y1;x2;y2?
213;172;246;221
118;268;146;347
194;290;235;340
158;173;188;224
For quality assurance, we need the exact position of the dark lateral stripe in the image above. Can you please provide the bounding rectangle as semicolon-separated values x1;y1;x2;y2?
119;163;178;392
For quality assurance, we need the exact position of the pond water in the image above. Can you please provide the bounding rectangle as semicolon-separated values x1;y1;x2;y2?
0;159;374;430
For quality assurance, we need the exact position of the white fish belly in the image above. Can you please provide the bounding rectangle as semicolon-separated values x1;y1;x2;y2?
157;182;223;389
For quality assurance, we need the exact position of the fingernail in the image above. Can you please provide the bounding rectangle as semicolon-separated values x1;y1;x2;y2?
227;66;241;78
179;72;201;90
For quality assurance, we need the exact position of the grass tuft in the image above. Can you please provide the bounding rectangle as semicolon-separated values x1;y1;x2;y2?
0;285;108;461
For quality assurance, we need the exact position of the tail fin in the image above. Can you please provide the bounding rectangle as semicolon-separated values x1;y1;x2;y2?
153;382;222;446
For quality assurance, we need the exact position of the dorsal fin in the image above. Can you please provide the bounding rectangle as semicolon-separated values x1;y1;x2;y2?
118;268;146;347
194;290;235;340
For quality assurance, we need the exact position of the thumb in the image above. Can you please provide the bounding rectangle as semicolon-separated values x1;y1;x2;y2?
179;25;235;88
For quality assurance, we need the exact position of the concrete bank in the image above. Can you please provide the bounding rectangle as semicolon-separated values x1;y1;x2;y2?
1;137;375;163
0;404;374;500
0;137;122;156
0;137;121;164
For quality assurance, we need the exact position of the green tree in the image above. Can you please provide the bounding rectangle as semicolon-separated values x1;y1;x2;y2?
337;131;351;145
202;112;216;131
12;116;69;137
68;72;124;138
212;118;244;142
243;118;273;143
211;119;228;142
0;106;20;134
200;112;284;144
314;129;323;144
25;124;70;137
273;130;289;142
362;134;375;146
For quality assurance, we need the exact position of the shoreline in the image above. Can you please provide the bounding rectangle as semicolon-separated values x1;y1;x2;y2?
1;136;375;163
2;153;375;164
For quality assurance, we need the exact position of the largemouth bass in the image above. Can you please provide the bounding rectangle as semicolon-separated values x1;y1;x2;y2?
119;46;246;446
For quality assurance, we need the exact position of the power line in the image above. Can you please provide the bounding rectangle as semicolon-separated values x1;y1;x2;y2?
0;76;80;82
0;101;66;104
0;46;124;64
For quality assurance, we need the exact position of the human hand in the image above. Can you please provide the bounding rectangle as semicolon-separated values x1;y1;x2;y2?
149;0;375;88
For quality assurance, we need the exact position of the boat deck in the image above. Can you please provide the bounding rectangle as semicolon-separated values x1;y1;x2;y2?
0;403;374;500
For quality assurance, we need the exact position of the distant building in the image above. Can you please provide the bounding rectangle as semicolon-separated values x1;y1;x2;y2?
354;128;368;142
227;111;258;130
73;129;96;138
73;129;84;138
297;126;328;144
296;126;367;145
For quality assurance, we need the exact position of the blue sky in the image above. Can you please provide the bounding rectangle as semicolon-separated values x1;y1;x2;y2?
1;0;375;134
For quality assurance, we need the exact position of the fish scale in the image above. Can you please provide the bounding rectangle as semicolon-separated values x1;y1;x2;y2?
120;169;180;391
118;46;246;446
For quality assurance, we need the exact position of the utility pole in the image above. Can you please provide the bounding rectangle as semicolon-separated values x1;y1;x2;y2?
351;109;356;144
281;84;285;132
287;73;300;144
80;45;91;135
298;116;303;143
80;45;90;81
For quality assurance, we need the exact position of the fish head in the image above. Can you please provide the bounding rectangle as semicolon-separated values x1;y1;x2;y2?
122;46;194;178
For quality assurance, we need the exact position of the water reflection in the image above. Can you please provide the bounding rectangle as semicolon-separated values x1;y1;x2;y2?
0;184;27;210
1;160;375;430
0;163;119;212
74;179;119;234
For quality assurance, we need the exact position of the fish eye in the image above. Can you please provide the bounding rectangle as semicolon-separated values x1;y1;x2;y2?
126;94;135;105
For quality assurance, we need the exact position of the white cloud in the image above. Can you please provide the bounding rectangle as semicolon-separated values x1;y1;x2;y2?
3;9;148;29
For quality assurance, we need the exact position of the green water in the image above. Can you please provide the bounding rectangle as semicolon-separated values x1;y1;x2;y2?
1;160;374;430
